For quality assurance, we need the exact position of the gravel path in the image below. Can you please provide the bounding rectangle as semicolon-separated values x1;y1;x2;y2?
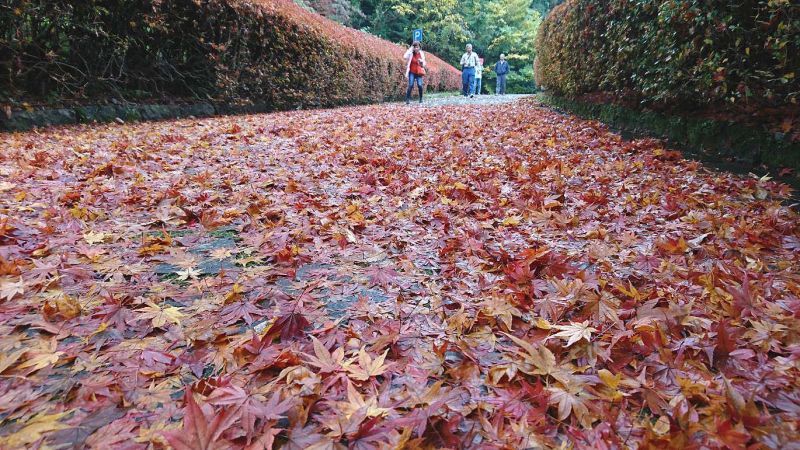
406;93;533;107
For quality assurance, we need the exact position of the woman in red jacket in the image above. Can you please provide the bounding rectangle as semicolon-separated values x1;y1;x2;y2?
404;41;426;104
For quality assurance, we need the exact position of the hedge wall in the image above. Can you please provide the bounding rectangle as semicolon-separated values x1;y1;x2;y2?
534;0;799;112
0;0;461;109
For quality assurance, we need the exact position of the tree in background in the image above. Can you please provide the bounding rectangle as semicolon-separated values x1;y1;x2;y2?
467;0;541;93
359;0;472;64
530;0;562;16
304;0;561;93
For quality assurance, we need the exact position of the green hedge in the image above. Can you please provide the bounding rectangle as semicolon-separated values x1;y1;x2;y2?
534;0;799;110
0;0;461;108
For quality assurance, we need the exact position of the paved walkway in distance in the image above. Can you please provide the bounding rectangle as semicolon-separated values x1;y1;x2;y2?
411;93;532;107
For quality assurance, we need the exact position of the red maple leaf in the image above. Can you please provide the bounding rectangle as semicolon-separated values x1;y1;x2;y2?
219;300;267;326
271;311;310;341
207;384;294;440
163;391;238;450
365;265;398;287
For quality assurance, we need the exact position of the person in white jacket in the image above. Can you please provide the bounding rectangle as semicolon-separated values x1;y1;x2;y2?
403;41;427;104
474;58;484;95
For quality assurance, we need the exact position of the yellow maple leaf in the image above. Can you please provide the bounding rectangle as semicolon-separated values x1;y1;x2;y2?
17;350;64;372
209;247;233;260
139;302;184;328
597;369;625;402
304;336;348;373
598;369;621;389
223;283;244;304
503;333;570;383
338;381;389;419
83;230;109;244
346;347;389;381
482;296;521;331
502;215;522;226
0;412;71;447
0;348;26;374
535;317;552;330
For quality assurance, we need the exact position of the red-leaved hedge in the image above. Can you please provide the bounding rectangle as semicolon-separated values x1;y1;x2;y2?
0;0;461;108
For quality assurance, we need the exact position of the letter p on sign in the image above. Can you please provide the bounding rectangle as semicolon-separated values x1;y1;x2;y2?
413;29;423;42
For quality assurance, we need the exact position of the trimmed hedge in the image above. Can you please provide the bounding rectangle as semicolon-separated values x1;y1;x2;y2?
0;0;461;109
534;0;799;111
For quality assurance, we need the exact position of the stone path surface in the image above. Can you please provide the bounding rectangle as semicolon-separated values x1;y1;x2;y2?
416;93;532;107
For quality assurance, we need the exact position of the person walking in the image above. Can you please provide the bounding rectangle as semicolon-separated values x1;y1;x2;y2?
494;54;509;95
404;41;426;104
475;58;484;95
460;44;479;98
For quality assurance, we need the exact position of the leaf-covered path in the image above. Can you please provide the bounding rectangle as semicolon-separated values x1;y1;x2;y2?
1;99;799;448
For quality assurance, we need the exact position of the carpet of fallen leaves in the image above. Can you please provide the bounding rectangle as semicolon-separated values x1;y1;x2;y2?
1;99;799;449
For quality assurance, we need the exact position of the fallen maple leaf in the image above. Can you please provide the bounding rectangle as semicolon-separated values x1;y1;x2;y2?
504;332;571;384
0;411;71;447
347;347;390;381
502;215;523;226
17;339;64;372
365;265;398;287
207;385;294;439
137;302;184;328
176;267;202;281
42;295;82;321
83;230;109;244
547;383;595;427
551;321;597;347
304;336;349;373
270;310;310;341
0;276;24;301
163;391;237;450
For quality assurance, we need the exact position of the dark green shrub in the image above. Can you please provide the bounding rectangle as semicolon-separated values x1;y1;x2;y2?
534;0;799;111
0;0;461;107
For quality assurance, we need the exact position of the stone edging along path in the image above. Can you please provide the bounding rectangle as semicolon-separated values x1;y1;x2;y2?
0;94;532;132
0;101;270;132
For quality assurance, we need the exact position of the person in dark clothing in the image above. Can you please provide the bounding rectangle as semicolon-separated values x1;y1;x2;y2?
494;54;509;95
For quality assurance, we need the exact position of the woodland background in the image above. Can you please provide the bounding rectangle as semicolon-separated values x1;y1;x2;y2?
298;0;563;93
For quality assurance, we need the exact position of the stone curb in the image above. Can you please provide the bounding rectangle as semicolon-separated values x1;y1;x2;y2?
0;102;250;132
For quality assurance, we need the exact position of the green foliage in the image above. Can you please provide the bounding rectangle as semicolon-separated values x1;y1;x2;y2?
469;0;542;93
348;0;550;93
0;0;460;106
357;0;471;63
530;0;564;16
535;0;800;109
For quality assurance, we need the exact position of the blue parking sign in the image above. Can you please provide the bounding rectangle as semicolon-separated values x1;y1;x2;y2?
413;29;423;42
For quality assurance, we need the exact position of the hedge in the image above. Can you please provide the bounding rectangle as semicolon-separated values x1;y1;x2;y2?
0;0;461;109
534;0;799;112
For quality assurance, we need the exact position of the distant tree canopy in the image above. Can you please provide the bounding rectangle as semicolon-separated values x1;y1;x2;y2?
303;0;563;93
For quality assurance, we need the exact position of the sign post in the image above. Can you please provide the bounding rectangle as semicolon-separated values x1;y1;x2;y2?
413;29;423;43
